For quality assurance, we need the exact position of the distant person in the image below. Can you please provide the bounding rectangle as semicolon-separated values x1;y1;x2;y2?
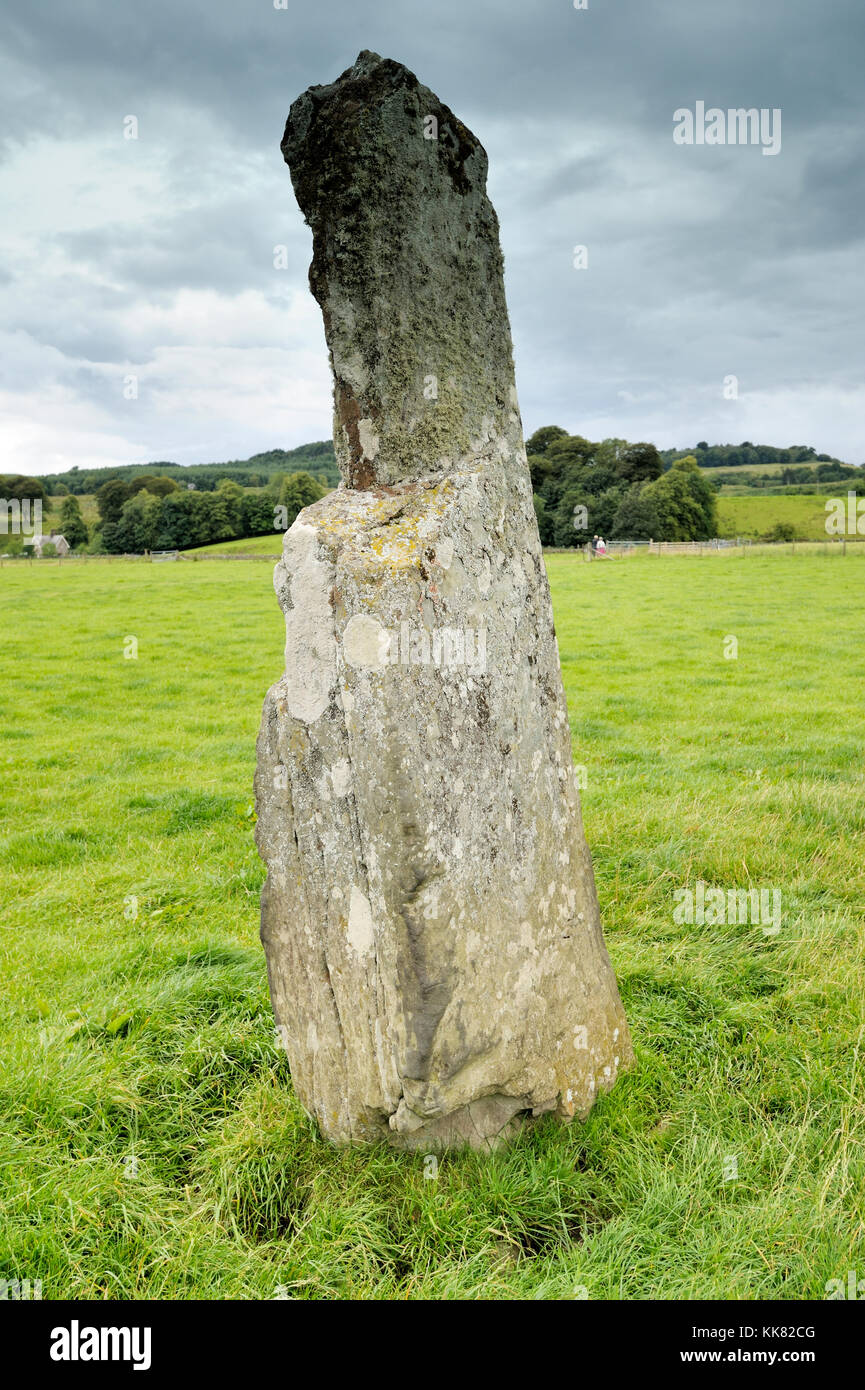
596;536;607;556
591;534;599;557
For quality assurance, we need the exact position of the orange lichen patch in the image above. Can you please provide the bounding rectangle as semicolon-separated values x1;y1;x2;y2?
335;380;379;489
306;476;460;572
287;729;307;758
358;480;457;573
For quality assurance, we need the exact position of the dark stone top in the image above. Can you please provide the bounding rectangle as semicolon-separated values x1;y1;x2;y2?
282;51;517;488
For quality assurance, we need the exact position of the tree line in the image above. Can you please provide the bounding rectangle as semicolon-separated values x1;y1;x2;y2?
663;442;852;470
528;428;717;544
33;442;339;497
96;472;326;553
7;433;861;554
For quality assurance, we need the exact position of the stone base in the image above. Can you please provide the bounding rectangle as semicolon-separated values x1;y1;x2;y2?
255;442;632;1149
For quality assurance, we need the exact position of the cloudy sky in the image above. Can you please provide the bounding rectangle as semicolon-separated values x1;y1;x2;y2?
1;0;863;475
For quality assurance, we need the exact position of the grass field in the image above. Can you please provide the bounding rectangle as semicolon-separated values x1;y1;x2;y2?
183;533;284;556
700;462;790;477
67;493;101;529
716;493;842;540
1;549;863;1300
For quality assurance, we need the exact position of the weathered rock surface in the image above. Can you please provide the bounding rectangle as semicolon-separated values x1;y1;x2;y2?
255;51;632;1148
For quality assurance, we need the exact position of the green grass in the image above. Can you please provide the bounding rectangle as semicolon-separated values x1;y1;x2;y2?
701;462;791;477
182;533;284;556
716;492;845;539
68;493;101;528
1;550;863;1300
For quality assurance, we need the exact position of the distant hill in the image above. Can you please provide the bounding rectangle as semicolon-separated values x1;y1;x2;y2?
32;436;862;499
661;442;855;470
35;442;339;495
659;442;862;494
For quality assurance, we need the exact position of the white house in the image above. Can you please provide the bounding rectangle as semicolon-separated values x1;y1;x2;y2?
25;531;71;557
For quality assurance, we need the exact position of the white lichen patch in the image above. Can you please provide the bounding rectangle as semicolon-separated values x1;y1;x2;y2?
357;417;380;461
281;521;336;724
347;885;375;957
435;537;454;569
331;758;352;797
342;613;390;670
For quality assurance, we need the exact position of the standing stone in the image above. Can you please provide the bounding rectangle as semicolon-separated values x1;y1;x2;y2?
255;51;632;1149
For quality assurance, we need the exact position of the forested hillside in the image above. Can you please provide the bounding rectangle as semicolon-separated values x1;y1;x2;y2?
34;441;339;496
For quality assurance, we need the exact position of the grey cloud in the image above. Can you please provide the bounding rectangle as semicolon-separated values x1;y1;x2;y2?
0;0;863;470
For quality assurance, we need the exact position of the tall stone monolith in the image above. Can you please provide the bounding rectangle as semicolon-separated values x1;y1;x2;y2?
255;50;632;1148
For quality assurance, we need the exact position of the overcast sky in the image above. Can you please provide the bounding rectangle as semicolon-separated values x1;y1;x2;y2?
1;0;863;475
